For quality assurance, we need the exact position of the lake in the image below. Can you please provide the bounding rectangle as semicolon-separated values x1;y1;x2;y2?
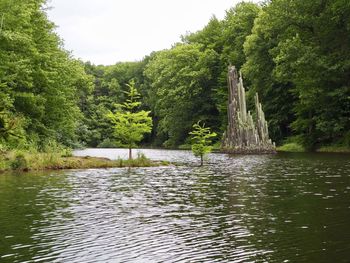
0;149;349;262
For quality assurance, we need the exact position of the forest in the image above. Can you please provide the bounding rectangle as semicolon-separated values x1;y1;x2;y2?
1;0;349;152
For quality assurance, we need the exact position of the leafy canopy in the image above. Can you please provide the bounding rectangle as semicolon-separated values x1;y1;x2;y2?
144;44;220;147
0;0;93;148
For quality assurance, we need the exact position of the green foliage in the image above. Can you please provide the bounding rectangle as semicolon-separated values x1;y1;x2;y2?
243;0;350;148
0;110;25;147
0;138;73;172
0;151;162;173
242;6;296;144
182;16;223;53
80;0;349;151
78;61;150;147
114;152;160;167
122;152;154;167
107;80;152;159
97;138;120;148
2;0;348;153
145;44;220;147
221;2;260;69
40;139;72;157
10;152;28;170
178;144;191;150
277;143;305;153
316;146;350;153
0;0;92;148
79;2;261;150
189;121;217;166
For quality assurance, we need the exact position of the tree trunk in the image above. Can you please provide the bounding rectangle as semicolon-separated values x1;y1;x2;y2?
129;146;132;160
200;154;203;166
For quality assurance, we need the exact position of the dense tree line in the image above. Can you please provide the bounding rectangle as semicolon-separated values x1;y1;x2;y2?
243;0;350;149
1;0;349;151
0;0;92;149
84;0;349;150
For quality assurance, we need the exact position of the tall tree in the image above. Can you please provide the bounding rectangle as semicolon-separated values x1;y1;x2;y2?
271;0;350;148
144;44;220;147
243;4;297;144
221;2;260;69
0;0;92;147
244;0;350;148
107;80;152;159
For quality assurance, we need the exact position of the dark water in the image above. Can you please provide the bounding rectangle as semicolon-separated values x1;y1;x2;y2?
0;149;349;263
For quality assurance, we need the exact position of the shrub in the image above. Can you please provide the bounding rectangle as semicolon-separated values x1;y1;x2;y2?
11;153;28;170
97;138;119;148
277;143;305;152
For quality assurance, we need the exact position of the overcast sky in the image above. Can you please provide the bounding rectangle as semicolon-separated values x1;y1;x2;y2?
47;0;257;65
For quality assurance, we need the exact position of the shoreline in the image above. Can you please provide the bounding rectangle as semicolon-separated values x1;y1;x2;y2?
88;145;350;154
0;154;169;174
2;146;349;174
276;143;350;153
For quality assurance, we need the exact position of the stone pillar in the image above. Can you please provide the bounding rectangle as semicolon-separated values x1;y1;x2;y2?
222;66;276;154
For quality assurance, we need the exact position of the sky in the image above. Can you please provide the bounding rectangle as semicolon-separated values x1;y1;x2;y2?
47;0;256;65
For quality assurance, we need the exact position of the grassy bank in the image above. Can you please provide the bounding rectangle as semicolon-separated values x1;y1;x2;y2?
178;141;222;152
277;142;350;153
0;150;168;173
276;143;306;152
315;146;350;153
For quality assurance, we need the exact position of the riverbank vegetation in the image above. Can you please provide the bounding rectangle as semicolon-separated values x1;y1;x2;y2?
1;0;349;161
277;143;306;153
0;147;165;173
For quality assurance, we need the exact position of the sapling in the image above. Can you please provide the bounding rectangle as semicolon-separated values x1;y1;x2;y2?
189;121;216;166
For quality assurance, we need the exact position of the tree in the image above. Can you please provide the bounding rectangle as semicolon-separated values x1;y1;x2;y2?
180;3;260;134
79;60;152;147
144;44;220;147
81;0;350;150
0;0;92;148
107;80;152;160
189;121;217;166
221;2;260;69
269;0;350;148
243;0;350;148
242;5;297;144
182;16;223;54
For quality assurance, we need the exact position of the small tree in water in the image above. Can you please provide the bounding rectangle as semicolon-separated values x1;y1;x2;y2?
107;80;152;160
189;121;217;166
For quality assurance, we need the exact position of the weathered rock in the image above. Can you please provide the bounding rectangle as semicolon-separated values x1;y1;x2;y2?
221;66;276;154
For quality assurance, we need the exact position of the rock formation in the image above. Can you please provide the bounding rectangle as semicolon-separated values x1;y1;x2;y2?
221;66;276;154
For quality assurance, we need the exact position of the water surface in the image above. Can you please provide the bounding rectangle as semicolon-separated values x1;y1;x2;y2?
1;149;349;262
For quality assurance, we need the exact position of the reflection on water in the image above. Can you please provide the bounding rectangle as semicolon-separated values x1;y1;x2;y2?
0;149;349;262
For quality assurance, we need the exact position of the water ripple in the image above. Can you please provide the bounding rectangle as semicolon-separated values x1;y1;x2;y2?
0;150;349;262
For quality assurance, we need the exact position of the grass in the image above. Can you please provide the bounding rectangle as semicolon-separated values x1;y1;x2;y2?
316;145;350;153
0;151;168;173
178;141;221;152
178;144;191;150
277;142;306;152
212;141;222;151
277;142;350;153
